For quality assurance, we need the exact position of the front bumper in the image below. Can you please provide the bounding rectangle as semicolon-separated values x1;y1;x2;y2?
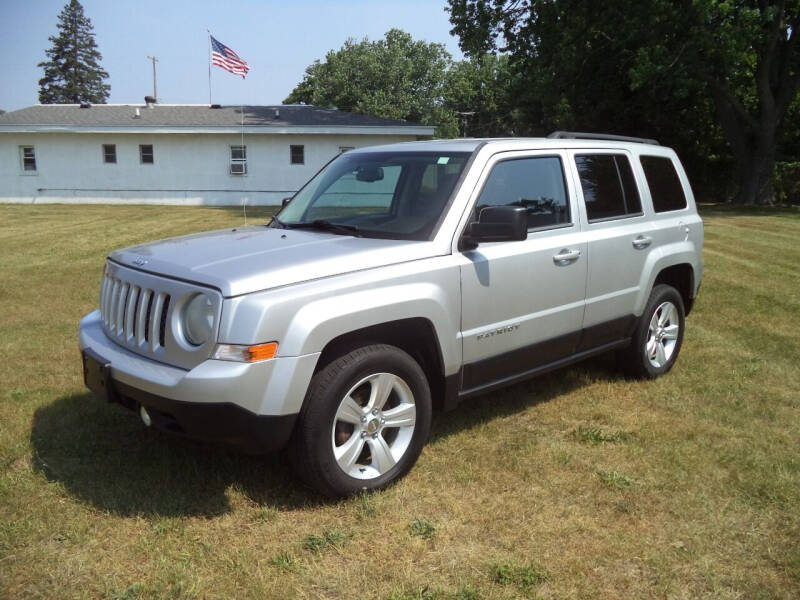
79;310;320;452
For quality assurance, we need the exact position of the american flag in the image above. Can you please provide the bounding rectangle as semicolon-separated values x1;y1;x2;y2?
210;35;249;78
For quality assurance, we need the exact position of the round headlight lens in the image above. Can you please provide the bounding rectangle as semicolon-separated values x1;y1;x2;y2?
183;293;214;346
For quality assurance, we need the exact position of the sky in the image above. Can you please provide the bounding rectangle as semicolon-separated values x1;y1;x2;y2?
0;0;464;112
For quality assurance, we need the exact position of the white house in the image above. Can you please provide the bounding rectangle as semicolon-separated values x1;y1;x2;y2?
0;103;434;205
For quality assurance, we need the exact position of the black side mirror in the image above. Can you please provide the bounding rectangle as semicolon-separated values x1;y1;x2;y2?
462;205;527;250
281;197;292;208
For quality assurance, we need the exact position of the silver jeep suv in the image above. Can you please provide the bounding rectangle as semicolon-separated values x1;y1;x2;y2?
79;133;703;497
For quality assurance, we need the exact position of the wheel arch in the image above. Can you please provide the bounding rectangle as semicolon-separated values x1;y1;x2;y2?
313;318;450;412
653;263;695;315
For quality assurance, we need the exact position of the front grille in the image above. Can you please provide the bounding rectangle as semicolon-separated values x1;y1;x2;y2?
100;271;171;352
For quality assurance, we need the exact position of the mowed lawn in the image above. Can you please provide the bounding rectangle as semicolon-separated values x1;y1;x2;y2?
1;203;798;599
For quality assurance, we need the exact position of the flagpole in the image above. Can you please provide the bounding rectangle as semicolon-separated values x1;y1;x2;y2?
207;29;212;105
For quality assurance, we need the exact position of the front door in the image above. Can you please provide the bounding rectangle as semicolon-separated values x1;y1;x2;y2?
459;150;587;394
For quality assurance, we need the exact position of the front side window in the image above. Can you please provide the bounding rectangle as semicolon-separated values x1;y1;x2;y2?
230;145;247;175
575;154;642;221
103;144;117;164
20;146;36;172
276;151;470;240
640;155;687;212
290;145;304;165
475;156;571;229
139;144;154;164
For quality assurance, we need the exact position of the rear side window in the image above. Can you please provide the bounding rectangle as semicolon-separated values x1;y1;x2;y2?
476;156;571;229
640;156;687;212
575;154;642;221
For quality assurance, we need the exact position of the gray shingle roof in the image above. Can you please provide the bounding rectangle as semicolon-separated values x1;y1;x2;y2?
0;104;428;129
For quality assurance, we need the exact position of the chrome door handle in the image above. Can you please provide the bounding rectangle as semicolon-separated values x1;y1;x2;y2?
553;249;581;264
632;235;652;249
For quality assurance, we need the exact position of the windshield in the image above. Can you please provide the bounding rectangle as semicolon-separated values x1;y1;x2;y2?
275;151;471;240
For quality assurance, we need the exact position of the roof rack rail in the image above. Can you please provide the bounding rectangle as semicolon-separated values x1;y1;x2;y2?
547;131;660;145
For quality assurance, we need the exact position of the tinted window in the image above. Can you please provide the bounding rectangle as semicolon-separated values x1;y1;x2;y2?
641;156;687;212
476;156;570;229
576;154;642;221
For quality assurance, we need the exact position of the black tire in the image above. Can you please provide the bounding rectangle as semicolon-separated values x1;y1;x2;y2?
288;344;432;498
618;284;685;379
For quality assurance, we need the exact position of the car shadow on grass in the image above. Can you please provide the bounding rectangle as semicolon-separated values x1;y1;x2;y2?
30;392;322;517
429;352;622;444
30;354;623;517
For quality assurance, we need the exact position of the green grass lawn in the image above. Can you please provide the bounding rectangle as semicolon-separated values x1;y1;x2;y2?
1;203;798;599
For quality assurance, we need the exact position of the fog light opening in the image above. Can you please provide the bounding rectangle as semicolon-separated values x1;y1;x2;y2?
139;405;152;427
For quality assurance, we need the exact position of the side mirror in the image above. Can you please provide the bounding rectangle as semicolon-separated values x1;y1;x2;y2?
281;197;292;208
462;205;527;249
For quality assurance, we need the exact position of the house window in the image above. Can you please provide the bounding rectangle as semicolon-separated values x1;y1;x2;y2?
103;144;117;164
139;144;154;164
20;146;37;172
230;145;247;175
339;146;354;153
290;145;304;165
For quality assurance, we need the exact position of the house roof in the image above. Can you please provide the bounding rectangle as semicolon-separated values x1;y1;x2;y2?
0;104;435;136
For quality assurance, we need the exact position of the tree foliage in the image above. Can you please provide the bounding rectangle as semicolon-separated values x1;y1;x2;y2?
443;54;522;136
448;0;800;205
38;0;110;104
285;29;458;137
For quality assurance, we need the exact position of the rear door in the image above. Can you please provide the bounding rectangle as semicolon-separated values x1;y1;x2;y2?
569;150;654;349
459;150;587;393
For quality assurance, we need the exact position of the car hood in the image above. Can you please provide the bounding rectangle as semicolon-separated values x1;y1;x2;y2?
109;226;442;297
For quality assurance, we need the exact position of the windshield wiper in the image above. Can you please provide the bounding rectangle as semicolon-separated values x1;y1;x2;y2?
286;220;363;237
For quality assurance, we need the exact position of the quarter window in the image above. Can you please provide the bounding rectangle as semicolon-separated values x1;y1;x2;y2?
103;144;117;164
290;145;304;165
640;156;687;212
475;156;571;229
575;154;642;221
139;144;154;164
20;146;36;172
230;145;247;175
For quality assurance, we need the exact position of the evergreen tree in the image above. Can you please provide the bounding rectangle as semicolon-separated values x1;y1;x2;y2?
38;0;110;104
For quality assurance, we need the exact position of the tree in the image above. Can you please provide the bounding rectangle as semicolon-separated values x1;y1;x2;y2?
38;0;110;104
285;29;458;137
443;54;523;136
448;0;800;205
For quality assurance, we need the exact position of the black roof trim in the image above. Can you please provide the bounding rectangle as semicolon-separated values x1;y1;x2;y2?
547;131;660;146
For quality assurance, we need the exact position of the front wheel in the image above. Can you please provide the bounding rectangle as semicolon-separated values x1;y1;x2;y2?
618;284;685;379
288;344;432;498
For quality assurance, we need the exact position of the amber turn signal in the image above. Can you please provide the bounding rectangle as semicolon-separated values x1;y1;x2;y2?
246;342;278;362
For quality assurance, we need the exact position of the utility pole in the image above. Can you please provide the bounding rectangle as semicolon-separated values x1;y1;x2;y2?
147;56;158;102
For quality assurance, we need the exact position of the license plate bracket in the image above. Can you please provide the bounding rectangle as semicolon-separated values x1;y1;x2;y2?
82;347;118;403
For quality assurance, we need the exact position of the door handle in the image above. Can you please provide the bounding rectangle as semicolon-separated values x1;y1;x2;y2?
553;249;581;264
632;235;652;250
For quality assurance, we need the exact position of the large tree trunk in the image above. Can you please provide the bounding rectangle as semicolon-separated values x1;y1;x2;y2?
733;131;777;205
712;84;780;205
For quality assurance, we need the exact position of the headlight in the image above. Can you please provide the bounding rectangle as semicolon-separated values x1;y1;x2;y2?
183;293;214;346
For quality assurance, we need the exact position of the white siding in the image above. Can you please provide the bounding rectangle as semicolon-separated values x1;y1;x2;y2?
0;132;418;205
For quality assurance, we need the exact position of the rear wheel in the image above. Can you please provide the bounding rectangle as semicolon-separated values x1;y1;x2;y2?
288;344;431;498
618;284;685;379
